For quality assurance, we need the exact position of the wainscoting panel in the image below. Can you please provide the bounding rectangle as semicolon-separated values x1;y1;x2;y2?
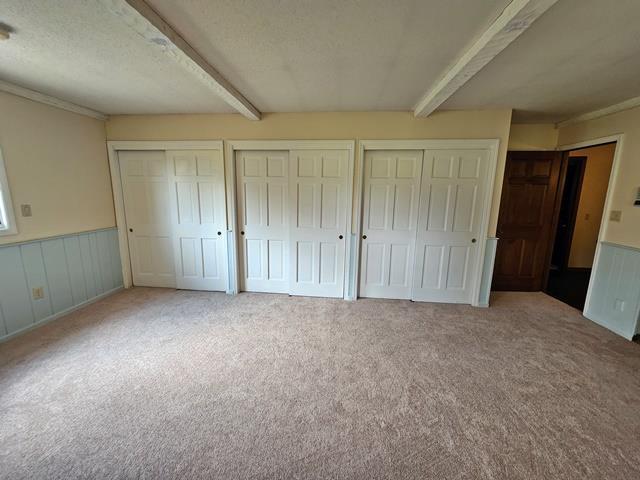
585;242;640;340
0;228;123;342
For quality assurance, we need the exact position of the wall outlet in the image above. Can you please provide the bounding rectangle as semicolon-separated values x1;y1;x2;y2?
32;287;44;300
21;204;32;217
609;210;622;222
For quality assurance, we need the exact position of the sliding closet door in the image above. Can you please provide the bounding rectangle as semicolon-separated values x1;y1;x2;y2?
167;150;228;291
359;150;423;299
412;149;489;303
289;150;349;298
236;151;290;293
119;150;176;288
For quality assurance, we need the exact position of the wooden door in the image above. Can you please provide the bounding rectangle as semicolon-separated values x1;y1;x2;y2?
236;151;289;294
119;150;176;288
359;150;423;299
288;150;349;298
492;151;562;291
412;149;490;303
167;150;228;292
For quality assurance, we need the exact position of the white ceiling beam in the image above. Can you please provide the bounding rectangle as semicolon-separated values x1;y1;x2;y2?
100;0;261;120
0;80;107;120
414;0;559;117
556;96;640;128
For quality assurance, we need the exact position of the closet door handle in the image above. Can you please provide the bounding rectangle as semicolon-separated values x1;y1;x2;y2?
240;231;245;236
217;231;222;236
338;235;343;240
362;235;367;239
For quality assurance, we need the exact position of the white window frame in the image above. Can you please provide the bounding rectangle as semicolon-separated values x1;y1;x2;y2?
0;146;17;236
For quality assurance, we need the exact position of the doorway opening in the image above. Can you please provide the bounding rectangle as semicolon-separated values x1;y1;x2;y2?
544;143;616;309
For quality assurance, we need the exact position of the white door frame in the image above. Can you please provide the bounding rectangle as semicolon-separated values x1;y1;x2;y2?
354;139;500;306
224;140;356;297
107;140;224;289
556;134;625;316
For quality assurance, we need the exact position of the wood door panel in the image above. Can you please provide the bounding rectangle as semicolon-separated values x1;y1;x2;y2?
359;150;423;299
289;150;348;298
412;149;489;303
167;150;228;292
492;151;562;291
120;150;176;289
236;151;289;294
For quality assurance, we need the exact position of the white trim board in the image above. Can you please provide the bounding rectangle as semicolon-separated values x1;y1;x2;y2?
106;140;225;289
99;0;261;120
556;96;640;128
354;139;500;306
0;146;18;237
0;79;107;120
225;140;356;298
414;0;559;117
556;134;625;319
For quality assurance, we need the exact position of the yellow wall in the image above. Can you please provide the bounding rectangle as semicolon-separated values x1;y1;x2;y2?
0;91;115;245
568;144;615;268
558;106;640;249
507;124;558;151
106;110;513;234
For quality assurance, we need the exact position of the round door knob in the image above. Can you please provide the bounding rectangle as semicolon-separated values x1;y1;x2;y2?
362;235;367;239
471;238;477;243
240;231;245;235
129;228;133;233
217;231;222;236
338;235;343;239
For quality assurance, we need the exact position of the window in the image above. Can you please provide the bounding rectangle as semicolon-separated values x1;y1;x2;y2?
0;146;17;236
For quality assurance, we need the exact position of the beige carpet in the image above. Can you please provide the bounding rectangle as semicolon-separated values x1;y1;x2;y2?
1;288;639;480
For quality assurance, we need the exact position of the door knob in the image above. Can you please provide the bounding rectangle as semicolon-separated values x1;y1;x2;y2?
362;235;367;239
240;231;245;235
129;228;133;233
471;238;477;243
217;231;222;236
338;235;343;239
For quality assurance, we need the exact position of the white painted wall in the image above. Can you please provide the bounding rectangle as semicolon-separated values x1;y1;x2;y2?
0;91;115;245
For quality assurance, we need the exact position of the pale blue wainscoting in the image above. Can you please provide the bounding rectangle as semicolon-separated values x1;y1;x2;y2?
478;237;499;307
584;242;640;340
0;228;123;342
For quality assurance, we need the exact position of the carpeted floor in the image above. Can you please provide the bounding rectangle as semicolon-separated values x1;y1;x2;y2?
1;289;639;480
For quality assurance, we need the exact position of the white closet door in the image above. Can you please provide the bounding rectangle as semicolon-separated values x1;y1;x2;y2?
236;151;289;293
289;150;348;298
167;150;228;291
412;149;489;303
119;150;176;288
360;150;423;299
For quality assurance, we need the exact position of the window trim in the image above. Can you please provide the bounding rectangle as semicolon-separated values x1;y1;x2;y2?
0;146;18;236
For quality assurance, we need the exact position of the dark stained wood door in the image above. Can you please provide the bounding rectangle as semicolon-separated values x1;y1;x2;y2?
492;151;563;291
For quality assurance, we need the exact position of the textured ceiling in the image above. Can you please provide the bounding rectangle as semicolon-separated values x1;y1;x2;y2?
145;0;512;112
1;0;640;121
0;0;235;114
441;0;640;123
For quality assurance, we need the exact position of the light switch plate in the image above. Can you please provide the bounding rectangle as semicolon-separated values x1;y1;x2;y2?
21;204;32;217
609;210;622;222
32;287;44;300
